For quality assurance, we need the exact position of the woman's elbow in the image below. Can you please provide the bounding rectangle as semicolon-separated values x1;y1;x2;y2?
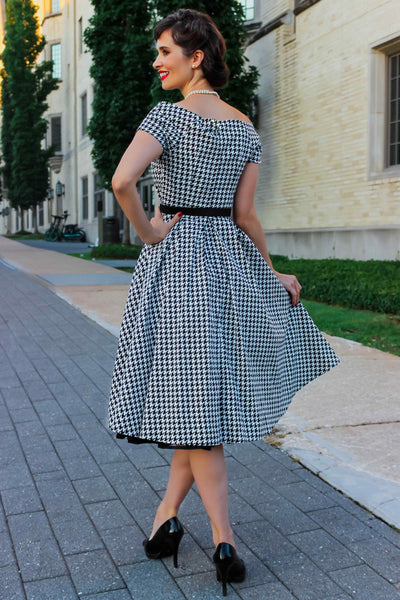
111;175;123;193
233;209;258;228
112;175;135;194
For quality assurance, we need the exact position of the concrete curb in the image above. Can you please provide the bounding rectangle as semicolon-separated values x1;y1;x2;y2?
280;445;400;531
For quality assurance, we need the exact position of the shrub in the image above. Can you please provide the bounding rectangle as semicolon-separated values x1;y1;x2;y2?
270;256;400;315
91;244;142;259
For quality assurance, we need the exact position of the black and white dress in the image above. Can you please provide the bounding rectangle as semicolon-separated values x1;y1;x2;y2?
108;101;339;450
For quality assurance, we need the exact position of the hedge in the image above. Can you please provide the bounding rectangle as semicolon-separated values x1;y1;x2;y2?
91;244;142;259
90;245;399;315
270;256;400;315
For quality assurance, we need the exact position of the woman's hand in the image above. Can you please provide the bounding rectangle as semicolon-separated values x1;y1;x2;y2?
273;270;302;306
144;206;183;245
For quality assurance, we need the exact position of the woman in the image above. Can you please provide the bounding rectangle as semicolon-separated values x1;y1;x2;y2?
108;8;339;596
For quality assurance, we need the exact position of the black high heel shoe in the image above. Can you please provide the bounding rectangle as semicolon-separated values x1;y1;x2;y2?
212;542;246;596
142;516;184;568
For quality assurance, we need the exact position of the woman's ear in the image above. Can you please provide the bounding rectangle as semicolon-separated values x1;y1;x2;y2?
192;49;204;67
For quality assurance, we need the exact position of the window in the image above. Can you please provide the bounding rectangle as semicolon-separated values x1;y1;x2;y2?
50;116;62;152
81;92;87;137
368;37;400;177
141;182;155;214
38;203;44;227
51;0;60;12
51;43;61;80
93;173;105;217
78;17;83;54
82;176;88;220
241;0;255;21
388;52;400;166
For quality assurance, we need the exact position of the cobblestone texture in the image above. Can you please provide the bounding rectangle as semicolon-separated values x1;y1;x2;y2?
1;264;400;599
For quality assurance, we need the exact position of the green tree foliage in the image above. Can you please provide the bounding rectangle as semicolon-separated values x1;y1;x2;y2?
84;0;259;195
0;72;13;193
0;0;59;226
83;1;258;244
151;1;259;121
84;0;154;192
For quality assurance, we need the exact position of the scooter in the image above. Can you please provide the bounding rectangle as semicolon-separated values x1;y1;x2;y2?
45;211;86;242
62;211;87;242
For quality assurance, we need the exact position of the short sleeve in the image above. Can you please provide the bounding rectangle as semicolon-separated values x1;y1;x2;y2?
247;132;262;164
136;103;168;152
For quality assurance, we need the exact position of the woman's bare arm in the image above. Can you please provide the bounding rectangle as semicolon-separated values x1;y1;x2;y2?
233;162;302;306
112;130;182;244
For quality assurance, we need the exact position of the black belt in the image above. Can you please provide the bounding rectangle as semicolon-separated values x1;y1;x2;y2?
159;203;231;217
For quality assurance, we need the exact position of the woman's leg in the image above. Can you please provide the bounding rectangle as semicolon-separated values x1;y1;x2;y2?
149;448;194;539
188;444;236;548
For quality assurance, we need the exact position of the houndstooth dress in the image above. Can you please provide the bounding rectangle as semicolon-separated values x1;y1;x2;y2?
108;101;340;450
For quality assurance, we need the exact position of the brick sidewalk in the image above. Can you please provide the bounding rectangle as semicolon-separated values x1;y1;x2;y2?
1;263;400;600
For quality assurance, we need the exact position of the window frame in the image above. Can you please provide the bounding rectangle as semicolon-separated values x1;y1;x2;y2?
51;0;61;13
240;0;257;22
93;173;105;218
368;35;400;179
387;52;400;168
50;42;62;80
50;115;62;153
38;202;44;227
82;176;89;221
81;92;88;138
78;17;83;55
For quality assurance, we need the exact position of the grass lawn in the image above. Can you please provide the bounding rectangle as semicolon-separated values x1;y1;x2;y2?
303;299;400;356
68;252;93;260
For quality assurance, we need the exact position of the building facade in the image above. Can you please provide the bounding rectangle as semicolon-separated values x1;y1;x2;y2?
0;0;118;242
1;0;400;259
246;0;400;259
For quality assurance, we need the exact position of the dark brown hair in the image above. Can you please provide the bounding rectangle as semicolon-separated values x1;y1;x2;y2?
154;8;230;89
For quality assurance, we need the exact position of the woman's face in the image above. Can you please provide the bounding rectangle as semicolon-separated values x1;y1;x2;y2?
152;29;195;92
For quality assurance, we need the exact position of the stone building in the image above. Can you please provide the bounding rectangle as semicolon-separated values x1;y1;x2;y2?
0;0;117;242
0;0;399;259
246;0;400;259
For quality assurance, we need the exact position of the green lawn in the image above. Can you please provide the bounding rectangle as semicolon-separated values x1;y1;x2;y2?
68;252;93;260
303;299;400;356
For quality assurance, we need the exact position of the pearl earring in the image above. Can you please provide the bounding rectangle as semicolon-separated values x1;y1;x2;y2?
192;65;195;68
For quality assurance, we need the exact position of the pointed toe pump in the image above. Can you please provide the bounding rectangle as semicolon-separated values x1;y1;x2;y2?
212;542;246;596
142;516;184;568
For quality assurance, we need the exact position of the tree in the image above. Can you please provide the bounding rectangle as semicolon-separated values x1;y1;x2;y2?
0;72;13;195
150;1;259;121
0;0;59;232
84;1;259;245
84;0;154;244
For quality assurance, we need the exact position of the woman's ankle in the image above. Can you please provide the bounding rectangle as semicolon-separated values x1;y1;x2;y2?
213;528;236;549
156;500;179;518
149;502;179;539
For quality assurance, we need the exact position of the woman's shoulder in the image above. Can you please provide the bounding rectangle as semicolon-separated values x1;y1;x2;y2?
171;99;251;123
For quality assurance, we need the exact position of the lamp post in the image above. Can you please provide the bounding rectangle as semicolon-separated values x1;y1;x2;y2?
55;181;65;215
55;181;65;197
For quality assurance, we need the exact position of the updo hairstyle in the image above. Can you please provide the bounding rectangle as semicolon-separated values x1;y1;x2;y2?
153;8;230;89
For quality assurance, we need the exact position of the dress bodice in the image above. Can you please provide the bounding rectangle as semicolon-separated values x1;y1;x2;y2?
137;101;262;210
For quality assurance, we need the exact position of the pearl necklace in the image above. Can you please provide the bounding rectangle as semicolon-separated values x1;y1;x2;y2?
184;89;220;100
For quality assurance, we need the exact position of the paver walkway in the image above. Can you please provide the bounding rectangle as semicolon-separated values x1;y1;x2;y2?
1;262;400;600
